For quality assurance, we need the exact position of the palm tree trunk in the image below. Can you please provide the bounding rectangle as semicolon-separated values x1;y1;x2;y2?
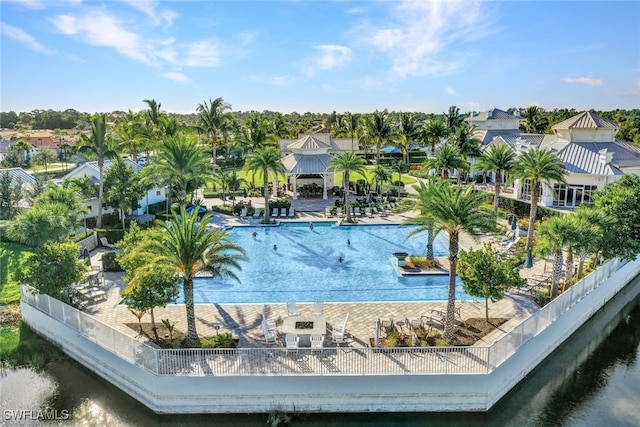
565;250;574;284
211;136;217;164
493;172;502;214
184;277;198;346
344;171;352;222
444;233;459;339
576;252;587;280
426;228;435;260
97;162;104;228
525;182;540;251
150;307;159;341
551;250;563;298
263;169;270;222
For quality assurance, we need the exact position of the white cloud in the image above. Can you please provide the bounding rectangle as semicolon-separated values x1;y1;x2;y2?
121;0;178;26
1;21;52;54
303;45;352;76
445;87;458;96
563;76;604;86
161;72;191;84
1;0;47;10
51;10;153;65
357;0;497;79
181;40;220;67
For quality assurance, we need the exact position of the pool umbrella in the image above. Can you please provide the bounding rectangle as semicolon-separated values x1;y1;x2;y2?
243;188;247;199
82;247;91;266
525;248;534;269
510;215;518;231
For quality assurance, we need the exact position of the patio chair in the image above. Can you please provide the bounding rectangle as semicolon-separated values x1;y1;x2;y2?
354;207;362;217
310;334;324;352
99;237;116;249
285;333;299;351
379;317;395;336
336;208;344;218
405;317;422;332
262;313;277;332
288;207;295;217
332;312;350;344
253;208;261;218
280;208;287;217
240;208;248;219
364;207;372;217
287;301;300;317
263;324;277;344
314;301;323;316
324;207;332;217
272;208;279;217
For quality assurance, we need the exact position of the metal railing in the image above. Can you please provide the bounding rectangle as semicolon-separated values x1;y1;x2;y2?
21;258;628;377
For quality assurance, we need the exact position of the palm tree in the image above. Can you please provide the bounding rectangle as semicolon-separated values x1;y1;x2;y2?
473;144;517;214
196;97;232;164
366;110;393;162
372;164;390;195
536;215;576;298
324;111;339;136
77;113;117;227
144;135;210;210
391;159;408;184
244;146;285;223
340;112;360;152
519;106;549;134
393;112;418;165
425;143;469;180
115;110;145;161
511;148;567;251
574;205;615;277
444;105;465;133
136;208;246;346
418;180;495;339
420;118;449;152
406;181;438;261
451;124;481;161
327;152;366;223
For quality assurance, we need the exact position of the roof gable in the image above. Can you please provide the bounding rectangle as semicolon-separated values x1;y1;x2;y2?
552;111;619;130
0;167;37;185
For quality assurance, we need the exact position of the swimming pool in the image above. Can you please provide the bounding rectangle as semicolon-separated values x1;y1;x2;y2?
185;222;470;304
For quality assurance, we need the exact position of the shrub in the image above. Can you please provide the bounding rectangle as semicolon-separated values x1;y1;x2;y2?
200;332;236;348
95;228;125;244
0;220;20;243
101;251;123;272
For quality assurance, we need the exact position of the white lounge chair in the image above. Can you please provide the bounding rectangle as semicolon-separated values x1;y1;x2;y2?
332;312;349;344
280;208;287;217
240;208;248;219
99;237;116;249
336;208;344;218
310;334;324;352
285;333;299;351
253;208;261;218
287;301;300;317
263;324;277;344
364;207;372;217
354;207;362;217
379;317;394;336
272;208;279;217
314;301;323;316
324;207;332;217
288;207;295;217
262;313;277;332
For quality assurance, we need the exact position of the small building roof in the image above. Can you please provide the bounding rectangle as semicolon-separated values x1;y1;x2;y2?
282;153;333;175
64;158;143;180
466;108;522;122
286;135;332;152
0;167;37;186
552;111;619;130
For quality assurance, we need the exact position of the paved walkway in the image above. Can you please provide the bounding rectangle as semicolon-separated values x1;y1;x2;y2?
85;199;545;350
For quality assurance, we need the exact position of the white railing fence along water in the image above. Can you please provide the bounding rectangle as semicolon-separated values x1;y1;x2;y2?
20;257;630;377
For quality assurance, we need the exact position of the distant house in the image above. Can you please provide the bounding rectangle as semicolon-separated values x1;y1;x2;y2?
278;134;354;200
483;111;640;208
63;159;166;219
0;167;37;207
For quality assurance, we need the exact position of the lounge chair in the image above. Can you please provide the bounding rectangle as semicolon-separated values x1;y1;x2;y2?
379;317;394;336
372;207;379;215
310;334;324;352
262;313;277;332
240;208;248;219
331;312;349;344
280;208;287;217
354;207;362;217
324;207;332;217
287;301;300;317
364;207;372;217
99;237;116;249
263;324;277;344
272;208;279;217
405;317;422;332
314;301;323;316
336;208;344;218
285;333;299;351
253;208;261;218
288;207;295;217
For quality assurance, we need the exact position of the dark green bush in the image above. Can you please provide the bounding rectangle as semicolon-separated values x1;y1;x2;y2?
200;332;236;348
95;228;125;245
101;251;123;272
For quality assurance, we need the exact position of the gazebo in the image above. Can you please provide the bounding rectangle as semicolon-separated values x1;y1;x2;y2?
281;135;337;200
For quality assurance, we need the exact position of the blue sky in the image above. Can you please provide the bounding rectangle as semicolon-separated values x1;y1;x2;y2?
1;0;639;115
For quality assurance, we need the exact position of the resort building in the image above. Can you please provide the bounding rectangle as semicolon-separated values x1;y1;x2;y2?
278;134;353;200
482;111;640;209
63;159;166;219
0;167;37;207
466;108;524;145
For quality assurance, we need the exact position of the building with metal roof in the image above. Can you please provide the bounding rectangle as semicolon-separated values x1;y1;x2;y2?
466;108;524;145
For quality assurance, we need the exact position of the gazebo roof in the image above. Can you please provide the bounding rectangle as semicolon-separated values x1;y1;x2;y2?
286;135;332;153
282;153;333;174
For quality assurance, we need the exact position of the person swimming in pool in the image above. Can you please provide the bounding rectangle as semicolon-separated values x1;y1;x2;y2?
309;222;314;230
273;244;278;251
347;239;351;247
338;255;344;263
252;231;258;238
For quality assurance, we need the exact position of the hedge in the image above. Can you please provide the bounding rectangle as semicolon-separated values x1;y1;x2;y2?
94;228;126;245
101;252;123;272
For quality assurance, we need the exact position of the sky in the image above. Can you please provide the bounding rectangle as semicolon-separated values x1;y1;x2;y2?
1;0;639;115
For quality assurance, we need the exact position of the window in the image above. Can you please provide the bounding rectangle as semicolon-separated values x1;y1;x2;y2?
552;184;597;207
519;179;542;201
156;190;161;196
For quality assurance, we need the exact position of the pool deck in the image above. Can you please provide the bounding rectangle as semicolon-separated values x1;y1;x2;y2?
86;200;544;350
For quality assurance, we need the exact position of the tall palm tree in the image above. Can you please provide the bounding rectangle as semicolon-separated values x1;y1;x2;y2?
473;144;517;214
420;118;449;152
324;111;339;136
340;112;360;152
536;215;576;298
444;105;465;133
425;143;469;180
327;152;366;223
135;208;246;346
393;112;418;165
511;148;567;251
451;124;482;160
519;106;549;134
419;180;495;338
244;146;285;223
372;164;390;194
115;110;145;161
77;113;117;227
144;135;210;210
574;205;615;276
196;97;232;164
366;110;393;162
406;181;438;260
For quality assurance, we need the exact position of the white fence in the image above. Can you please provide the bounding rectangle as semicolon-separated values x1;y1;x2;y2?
20;258;630;377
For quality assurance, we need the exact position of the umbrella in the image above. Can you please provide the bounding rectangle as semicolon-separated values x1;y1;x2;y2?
82;248;91;267
510;215;518;231
525;248;534;269
243;188;247;199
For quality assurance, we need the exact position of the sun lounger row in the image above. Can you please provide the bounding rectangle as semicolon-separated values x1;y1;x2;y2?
324;206;390;218
270;207;296;218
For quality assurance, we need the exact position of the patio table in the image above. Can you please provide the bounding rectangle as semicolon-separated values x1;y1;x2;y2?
281;315;326;346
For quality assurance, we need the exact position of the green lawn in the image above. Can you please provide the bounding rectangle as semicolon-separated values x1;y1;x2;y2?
0;242;35;305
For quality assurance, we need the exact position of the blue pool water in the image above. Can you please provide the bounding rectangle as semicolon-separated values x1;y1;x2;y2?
187;222;470;304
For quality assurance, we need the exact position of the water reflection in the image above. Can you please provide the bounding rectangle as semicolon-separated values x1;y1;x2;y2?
2;280;639;426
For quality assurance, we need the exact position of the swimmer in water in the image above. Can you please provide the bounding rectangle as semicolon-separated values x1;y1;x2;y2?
252;231;257;238
347;239;351;246
338;256;344;263
309;222;314;230
273;244;278;251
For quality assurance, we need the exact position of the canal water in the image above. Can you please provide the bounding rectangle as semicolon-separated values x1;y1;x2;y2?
2;277;639;427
